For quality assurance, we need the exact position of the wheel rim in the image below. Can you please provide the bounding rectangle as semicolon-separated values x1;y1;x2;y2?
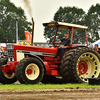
25;63;40;80
78;61;88;74
3;73;16;79
76;52;100;82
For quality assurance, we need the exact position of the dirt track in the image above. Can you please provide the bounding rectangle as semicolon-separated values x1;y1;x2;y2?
0;88;100;100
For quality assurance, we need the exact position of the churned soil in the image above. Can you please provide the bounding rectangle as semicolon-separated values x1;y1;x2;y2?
0;88;100;100
0;81;99;100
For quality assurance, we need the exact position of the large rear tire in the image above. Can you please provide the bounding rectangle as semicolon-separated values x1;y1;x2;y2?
16;57;44;84
60;47;100;83
0;57;17;84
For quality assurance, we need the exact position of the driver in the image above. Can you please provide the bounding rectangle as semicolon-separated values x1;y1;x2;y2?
54;33;71;61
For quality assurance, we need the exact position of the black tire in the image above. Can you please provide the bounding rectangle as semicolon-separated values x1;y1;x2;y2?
60;47;100;83
16;57;44;84
0;57;17;84
0;57;7;64
41;75;63;84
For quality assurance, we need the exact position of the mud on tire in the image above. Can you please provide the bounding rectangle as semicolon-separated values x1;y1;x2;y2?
16;57;44;84
0;57;17;84
60;47;100;83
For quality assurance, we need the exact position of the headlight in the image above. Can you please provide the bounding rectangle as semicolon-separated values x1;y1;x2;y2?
7;45;14;49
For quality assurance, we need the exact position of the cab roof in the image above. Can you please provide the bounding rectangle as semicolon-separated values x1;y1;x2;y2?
43;22;88;30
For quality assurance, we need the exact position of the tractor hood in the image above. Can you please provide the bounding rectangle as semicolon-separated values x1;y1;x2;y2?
7;44;58;57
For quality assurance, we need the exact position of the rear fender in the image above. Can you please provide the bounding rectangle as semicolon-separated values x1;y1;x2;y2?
65;45;88;53
71;45;88;48
68;45;88;50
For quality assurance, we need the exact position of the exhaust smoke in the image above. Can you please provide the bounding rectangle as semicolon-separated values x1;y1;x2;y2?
22;0;32;17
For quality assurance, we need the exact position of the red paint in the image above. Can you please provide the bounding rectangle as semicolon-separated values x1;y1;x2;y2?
44;57;54;60
2;61;18;73
85;29;88;46
1;46;6;50
78;61;88;74
14;44;58;56
43;61;60;75
14;50;17;61
27;69;32;74
71;27;74;44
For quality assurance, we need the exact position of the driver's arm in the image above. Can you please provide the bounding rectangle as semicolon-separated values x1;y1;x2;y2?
63;46;68;48
54;41;61;44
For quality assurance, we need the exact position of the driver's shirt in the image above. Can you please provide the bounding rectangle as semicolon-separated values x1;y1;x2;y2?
61;38;71;46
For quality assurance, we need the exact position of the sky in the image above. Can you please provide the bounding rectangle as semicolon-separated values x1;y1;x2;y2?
10;0;100;42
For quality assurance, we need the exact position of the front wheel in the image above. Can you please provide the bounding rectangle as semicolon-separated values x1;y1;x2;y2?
0;57;17;84
16;57;44;84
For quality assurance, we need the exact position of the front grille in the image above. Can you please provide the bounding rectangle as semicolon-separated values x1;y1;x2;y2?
8;50;14;61
7;45;14;49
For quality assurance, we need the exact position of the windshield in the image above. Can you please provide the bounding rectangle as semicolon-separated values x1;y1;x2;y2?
72;29;86;45
44;27;87;45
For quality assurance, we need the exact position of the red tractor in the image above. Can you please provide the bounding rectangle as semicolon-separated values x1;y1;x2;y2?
0;22;100;84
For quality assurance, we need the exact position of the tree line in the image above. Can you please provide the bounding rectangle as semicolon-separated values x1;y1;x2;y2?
44;4;100;44
0;0;32;43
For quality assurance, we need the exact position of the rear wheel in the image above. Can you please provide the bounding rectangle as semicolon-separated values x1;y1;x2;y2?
60;47;100;83
0;57;17;84
16;57;44;84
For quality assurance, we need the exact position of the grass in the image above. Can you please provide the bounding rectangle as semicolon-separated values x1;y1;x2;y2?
0;83;100;90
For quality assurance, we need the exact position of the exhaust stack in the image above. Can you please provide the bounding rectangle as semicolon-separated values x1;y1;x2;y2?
31;18;34;46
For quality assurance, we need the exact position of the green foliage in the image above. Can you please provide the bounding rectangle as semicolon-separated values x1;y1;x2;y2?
85;3;100;43
44;6;86;43
44;4;100;44
0;0;32;43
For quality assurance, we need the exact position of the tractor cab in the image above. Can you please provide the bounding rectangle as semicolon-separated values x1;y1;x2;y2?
43;22;88;47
